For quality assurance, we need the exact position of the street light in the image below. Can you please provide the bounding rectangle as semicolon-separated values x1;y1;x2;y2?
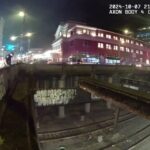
18;11;25;17
25;32;32;37
124;29;129;35
10;32;33;53
10;35;17;41
25;32;33;52
123;29;133;37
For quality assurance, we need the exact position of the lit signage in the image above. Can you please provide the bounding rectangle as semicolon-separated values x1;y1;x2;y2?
5;44;15;52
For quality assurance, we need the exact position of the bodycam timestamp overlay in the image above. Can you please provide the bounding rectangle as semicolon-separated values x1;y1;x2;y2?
109;4;150;15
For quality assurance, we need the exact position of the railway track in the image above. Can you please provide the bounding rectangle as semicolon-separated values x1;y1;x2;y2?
101;124;150;150
38;112;135;141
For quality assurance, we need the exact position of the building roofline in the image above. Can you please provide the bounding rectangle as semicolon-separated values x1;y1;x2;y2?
67;23;148;45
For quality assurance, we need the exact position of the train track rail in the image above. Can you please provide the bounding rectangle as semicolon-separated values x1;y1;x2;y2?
38;112;135;141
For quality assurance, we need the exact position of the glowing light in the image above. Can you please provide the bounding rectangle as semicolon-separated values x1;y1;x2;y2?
18;11;25;17
124;29;129;34
146;59;150;65
25;32;32;37
135;64;142;68
10;36;17;41
121;40;125;44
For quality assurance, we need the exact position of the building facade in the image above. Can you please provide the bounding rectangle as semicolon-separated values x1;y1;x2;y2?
52;21;150;65
136;27;150;44
0;18;4;57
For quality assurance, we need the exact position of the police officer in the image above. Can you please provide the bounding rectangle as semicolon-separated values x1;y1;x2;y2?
6;53;13;65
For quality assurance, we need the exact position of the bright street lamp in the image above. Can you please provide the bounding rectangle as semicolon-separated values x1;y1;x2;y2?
124;29;129;34
10;36;17;41
25;32;33;37
18;11;25;17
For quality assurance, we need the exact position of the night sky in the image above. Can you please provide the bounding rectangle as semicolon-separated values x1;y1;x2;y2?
0;0;150;48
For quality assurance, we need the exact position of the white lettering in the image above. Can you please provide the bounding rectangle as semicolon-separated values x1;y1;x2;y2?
109;10;122;14
125;10;138;14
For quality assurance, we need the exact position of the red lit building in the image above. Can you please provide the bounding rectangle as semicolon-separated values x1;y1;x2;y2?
52;21;150;65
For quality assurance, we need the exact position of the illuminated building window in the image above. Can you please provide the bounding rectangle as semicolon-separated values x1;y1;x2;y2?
113;45;118;51
120;38;124;41
67;33;71;38
106;34;111;39
98;43;104;48
98;33;104;37
76;29;82;35
126;48;130;52
90;31;96;37
140;58;143;62
113;36;118;40
131;49;134;53
136;42;139;46
120;38;125;44
140;51;143;55
120;46;124;51
146;59;150;65
131;40;134;44
136;50;139;54
63;33;67;37
83;29;86;33
126;39;130;43
140;43;143;47
87;30;90;34
106;44;111;50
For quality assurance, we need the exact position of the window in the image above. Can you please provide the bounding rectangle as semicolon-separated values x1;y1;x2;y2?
90;31;96;37
131;49;134;53
131;40;134;44
113;36;118;40
120;38;124;41
67;32;71;38
83;29;86;33
120;46;124;51
126;48;130;52
106;34;111;39
120;38;125;44
86;30;90;34
63;33;67;37
106;44;111;50
98;33;104;37
140;43;143;47
136;50;139;54
140;51;143;55
113;45;118;51
76;29;82;35
98;43;104;48
126;39;130;43
136;42;139;46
